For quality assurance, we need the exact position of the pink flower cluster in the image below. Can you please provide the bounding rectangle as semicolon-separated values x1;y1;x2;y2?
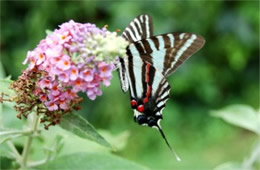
23;20;116;111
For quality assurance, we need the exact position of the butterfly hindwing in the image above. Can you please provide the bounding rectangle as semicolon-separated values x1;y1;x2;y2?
117;57;129;92
126;50;170;123
125;49;181;160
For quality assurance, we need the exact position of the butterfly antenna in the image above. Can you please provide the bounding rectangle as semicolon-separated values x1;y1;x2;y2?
157;125;181;161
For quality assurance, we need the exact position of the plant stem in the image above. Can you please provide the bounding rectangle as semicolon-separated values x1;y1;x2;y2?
0;129;32;136
7;141;22;161
243;137;260;169
20;112;39;169
27;151;52;168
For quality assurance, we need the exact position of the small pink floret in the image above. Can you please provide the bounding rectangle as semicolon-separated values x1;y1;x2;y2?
45;101;59;111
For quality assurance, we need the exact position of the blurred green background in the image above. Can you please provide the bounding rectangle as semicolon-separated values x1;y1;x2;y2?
1;1;259;169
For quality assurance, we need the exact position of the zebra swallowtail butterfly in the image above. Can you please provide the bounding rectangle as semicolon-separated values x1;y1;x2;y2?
118;14;205;160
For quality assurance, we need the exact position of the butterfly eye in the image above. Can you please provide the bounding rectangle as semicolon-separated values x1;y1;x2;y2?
137;105;145;112
131;100;137;108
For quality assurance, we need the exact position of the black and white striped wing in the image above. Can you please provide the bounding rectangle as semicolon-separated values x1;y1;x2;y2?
126;56;180;160
125;48;170;121
118;14;205;159
128;33;205;76
117;57;129;92
122;14;153;43
118;14;153;93
127;54;170;103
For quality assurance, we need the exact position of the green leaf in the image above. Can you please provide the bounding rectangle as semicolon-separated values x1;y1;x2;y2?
45;29;53;35
0;78;23;129
0;143;13;159
37;152;148;170
0;104;3;127
210;104;260;135
32;126;108;159
0;59;5;78
99;130;130;151
0;78;16;114
242;140;260;169
0;78;15;96
59;112;111;148
214;162;241;170
0;156;15;170
54;135;65;154
1;103;24;129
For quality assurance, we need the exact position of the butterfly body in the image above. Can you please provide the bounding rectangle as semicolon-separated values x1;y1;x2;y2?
117;14;205;159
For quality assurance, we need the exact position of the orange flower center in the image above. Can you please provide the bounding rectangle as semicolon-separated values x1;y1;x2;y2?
64;61;69;66
31;58;36;64
61;35;66;40
75;80;81;86
102;67;107;72
39;53;44;59
44;80;50;85
84;71;90;76
52;86;58;91
72;69;77;74
40;95;47;101
67;89;75;96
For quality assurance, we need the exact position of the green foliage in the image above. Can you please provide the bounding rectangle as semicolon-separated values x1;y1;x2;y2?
211;105;260;135
211;104;260;170
37;152;147;170
0;78;15;97
60;113;111;148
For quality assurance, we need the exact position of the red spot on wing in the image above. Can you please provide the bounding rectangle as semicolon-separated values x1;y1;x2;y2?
145;64;150;83
137;105;145;112
131;100;137;107
143;63;151;104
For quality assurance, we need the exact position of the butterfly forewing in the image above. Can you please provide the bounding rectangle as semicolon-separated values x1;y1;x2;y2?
118;14;154;93
128;33;205;76
122;14;153;43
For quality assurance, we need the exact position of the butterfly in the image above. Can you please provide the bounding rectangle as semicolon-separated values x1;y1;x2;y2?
117;14;205;160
